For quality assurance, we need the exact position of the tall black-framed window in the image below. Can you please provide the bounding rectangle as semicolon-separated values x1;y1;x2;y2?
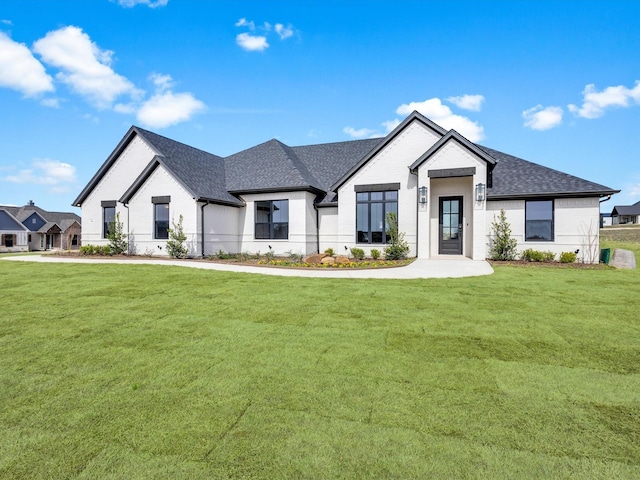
102;205;115;238
356;190;398;244
525;200;554;241
255;200;288;239
154;203;170;239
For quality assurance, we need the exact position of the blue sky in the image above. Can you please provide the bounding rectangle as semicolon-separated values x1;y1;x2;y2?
1;0;639;213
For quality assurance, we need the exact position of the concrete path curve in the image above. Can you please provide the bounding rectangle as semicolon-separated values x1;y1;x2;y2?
2;254;494;279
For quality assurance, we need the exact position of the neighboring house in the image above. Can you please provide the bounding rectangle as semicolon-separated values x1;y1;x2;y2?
2;201;82;251
611;201;640;225
72;111;619;262
0;208;29;252
600;213;612;228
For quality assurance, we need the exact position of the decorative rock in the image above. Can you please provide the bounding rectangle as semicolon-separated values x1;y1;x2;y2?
320;256;336;265
335;255;350;264
303;253;328;264
610;249;636;269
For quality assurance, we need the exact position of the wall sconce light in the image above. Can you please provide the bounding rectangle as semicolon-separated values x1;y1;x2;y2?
475;183;486;202
418;186;428;204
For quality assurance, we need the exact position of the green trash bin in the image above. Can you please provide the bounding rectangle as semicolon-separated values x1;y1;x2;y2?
600;248;611;264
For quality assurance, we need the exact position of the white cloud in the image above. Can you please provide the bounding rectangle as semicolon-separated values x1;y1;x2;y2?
522;105;563;130
149;72;174;91
568;81;640;119
236;33;269;52
4;159;77;191
137;90;205;128
275;23;294;40
116;0;168;8
1;19;13;25
0;31;54;96
382;119;401;133
396;98;485;141
33;26;140;109
235;18;255;30
41;97;60;108
446;94;485;111
343;126;377;138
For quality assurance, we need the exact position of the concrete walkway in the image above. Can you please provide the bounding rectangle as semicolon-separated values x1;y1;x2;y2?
2;254;494;279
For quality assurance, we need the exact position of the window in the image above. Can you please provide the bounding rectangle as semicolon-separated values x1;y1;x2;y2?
255;200;288;239
525;200;554;241
356;190;398;243
28;234;32;242
103;206;115;238
154;203;170;239
71;235;78;246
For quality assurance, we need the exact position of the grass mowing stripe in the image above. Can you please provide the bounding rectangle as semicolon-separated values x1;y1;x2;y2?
1;258;639;478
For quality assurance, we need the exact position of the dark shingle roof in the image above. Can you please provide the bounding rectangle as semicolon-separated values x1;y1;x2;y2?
134;128;242;206
478;146;618;198
74;114;619;208
0;209;28;231
224;139;324;193
611;200;640;216
2;205;80;231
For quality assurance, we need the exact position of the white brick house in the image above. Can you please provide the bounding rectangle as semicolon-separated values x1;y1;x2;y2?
73;112;618;262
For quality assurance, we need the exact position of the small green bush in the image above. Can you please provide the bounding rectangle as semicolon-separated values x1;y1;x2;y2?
521;249;555;262
350;247;365;260
287;250;303;262
324;247;335;256
559;251;577;263
166;214;188;258
489;209;518;261
79;244;111;256
383;212;410;260
370;249;380;260
265;247;276;261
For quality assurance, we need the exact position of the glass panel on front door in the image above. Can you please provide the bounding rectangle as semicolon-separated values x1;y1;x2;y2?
439;197;463;255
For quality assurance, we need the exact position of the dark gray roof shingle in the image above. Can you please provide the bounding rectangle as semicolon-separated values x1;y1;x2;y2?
134;128;242;206
74;115;619;208
2;205;80;231
611;200;640;216
479;146;618;198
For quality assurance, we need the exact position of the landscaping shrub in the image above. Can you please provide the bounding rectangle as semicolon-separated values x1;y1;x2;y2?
79;244;111;255
521;248;555;262
489;209;518;260
324;247;335;256
166;214;188;258
384;212;410;260
105;212;128;255
350;247;365;260
560;251;577;263
370;248;380;260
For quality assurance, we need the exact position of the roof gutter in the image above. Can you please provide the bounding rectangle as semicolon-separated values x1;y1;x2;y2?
599;194;612;204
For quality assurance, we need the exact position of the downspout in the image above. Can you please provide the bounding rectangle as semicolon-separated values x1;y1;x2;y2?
200;200;210;258
123;202;130;255
314;203;320;254
599;194;612;203
410;167;419;258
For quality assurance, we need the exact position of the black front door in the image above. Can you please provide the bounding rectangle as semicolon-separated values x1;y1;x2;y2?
439;196;463;255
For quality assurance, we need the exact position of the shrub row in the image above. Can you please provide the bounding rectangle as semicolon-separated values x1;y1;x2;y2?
79;244;113;256
519;249;578;263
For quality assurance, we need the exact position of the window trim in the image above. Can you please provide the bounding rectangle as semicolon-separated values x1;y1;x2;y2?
154;202;170;240
355;189;399;244
525;199;554;242
102;205;116;239
255;199;289;240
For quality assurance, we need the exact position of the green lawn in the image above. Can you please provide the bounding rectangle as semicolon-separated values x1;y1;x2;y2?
1;252;639;478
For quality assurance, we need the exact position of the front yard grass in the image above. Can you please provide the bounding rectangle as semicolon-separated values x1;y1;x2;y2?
1;255;639;478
